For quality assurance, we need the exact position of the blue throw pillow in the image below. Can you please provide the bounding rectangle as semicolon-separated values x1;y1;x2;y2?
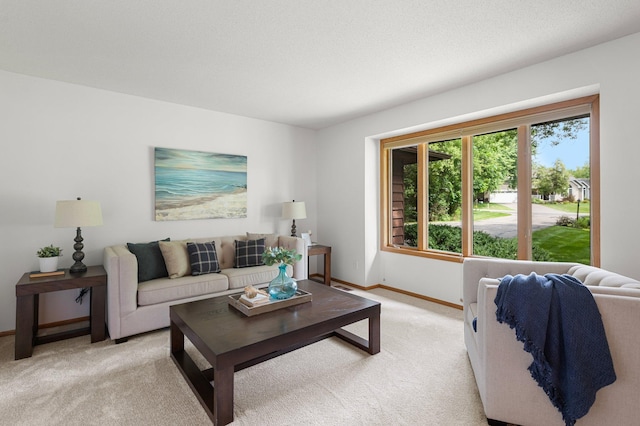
234;238;265;268
187;241;221;275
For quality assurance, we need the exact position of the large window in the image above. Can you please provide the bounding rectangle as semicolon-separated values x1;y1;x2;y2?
380;96;600;266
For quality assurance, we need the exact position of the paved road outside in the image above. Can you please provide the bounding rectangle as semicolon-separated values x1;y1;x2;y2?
472;203;581;238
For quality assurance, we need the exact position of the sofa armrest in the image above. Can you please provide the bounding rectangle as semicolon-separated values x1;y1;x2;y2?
103;245;139;340
475;278;554;420
278;236;307;280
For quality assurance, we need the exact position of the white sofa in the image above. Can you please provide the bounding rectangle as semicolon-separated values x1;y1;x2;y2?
463;257;640;426
103;234;307;342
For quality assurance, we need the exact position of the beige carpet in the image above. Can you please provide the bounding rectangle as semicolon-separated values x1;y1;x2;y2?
0;287;488;425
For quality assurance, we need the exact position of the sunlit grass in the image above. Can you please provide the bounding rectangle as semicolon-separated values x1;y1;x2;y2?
532;225;590;265
473;210;510;221
473;203;512;211
536;201;590;214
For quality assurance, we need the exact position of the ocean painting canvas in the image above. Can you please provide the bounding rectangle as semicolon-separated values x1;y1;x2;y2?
154;147;247;221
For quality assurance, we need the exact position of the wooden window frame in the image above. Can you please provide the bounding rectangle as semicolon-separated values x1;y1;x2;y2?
380;95;600;266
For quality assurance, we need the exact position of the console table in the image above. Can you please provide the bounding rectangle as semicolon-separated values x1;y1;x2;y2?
15;265;107;360
307;244;331;285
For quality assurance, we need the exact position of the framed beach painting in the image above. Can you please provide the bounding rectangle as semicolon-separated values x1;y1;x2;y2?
154;147;247;221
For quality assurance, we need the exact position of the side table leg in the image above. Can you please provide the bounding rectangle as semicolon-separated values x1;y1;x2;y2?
15;295;35;360
90;285;107;342
324;252;332;285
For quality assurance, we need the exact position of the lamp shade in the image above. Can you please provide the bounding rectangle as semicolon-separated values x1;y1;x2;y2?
282;201;306;220
54;199;103;228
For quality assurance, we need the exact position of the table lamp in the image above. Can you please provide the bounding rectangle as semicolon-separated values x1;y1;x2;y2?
54;197;103;273
282;200;306;237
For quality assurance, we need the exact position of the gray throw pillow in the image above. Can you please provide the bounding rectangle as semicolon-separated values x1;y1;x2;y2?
127;238;170;282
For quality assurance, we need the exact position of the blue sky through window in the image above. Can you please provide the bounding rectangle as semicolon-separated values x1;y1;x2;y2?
534;127;589;171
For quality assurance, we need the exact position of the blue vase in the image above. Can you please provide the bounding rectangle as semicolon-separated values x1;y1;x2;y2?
268;263;297;300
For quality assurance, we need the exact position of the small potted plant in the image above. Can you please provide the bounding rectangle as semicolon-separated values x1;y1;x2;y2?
37;244;62;272
262;247;302;300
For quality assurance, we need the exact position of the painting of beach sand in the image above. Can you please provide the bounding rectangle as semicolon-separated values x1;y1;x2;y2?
154;147;247;221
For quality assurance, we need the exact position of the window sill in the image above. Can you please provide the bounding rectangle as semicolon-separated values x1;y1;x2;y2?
381;245;464;263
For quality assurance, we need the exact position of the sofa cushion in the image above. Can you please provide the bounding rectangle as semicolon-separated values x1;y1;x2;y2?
187;241;221;275
247;232;279;248
127;238;170;282
159;240;191;278
234;238;265;268
137;273;229;306
222;264;289;289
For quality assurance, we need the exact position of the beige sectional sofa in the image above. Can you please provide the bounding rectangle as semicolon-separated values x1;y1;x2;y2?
103;233;307;342
463;257;640;426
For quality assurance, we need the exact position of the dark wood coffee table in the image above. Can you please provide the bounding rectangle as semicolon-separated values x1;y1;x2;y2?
170;280;380;425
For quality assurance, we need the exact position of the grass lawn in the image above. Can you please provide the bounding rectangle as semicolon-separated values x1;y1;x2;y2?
433;210;510;222
532;225;590;264
537;201;590;215
474;203;512;211
473;210;510;221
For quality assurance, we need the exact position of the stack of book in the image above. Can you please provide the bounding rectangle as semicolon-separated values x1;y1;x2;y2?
239;292;270;307
29;270;65;279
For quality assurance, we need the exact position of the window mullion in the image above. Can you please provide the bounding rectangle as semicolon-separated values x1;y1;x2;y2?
517;125;532;260
417;144;428;250
590;97;601;267
381;146;390;248
461;136;473;256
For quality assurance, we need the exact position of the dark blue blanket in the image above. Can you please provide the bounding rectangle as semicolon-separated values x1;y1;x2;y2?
495;273;616;426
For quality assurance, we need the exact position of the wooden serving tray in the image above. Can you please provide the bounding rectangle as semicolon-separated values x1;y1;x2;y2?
228;289;312;316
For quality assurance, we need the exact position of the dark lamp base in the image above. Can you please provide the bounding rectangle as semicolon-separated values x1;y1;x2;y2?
70;262;87;273
70;226;87;274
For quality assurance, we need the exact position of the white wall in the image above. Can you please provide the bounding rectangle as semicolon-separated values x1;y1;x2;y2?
316;32;640;305
0;70;317;333
3;31;640;333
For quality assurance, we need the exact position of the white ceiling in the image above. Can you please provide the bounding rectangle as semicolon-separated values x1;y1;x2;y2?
2;1;640;129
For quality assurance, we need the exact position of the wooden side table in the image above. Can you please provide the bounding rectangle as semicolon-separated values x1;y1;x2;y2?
307;244;332;285
15;265;107;360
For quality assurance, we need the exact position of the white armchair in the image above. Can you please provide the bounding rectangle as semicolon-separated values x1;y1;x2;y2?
463;257;640;426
